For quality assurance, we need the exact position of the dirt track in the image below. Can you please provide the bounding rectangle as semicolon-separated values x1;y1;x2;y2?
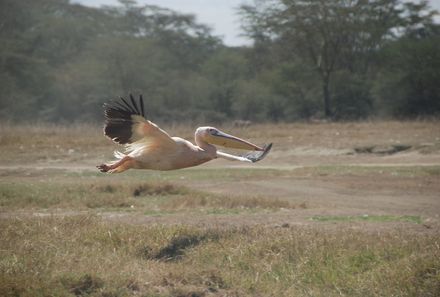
1;121;439;233
1;160;439;234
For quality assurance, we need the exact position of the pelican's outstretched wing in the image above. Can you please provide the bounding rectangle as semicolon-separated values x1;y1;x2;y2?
217;143;273;163
216;151;252;162
103;94;175;148
242;143;272;162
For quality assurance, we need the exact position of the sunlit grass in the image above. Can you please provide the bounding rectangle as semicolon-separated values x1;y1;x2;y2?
0;176;296;212
0;180;181;210
1;120;439;164
3;163;439;184
0;216;438;296
1;121;439;296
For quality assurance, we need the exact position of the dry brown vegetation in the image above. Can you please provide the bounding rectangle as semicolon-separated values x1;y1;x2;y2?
1;216;439;297
0;121;439;296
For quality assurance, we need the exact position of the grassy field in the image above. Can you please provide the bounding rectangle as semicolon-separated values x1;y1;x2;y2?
1;216;439;297
0;121;439;296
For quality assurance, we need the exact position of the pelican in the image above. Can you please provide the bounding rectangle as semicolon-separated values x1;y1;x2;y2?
97;95;272;173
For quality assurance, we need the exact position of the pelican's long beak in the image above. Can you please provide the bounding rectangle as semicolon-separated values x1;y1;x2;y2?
206;130;263;151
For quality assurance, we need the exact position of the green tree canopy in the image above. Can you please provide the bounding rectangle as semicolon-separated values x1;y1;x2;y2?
0;0;439;122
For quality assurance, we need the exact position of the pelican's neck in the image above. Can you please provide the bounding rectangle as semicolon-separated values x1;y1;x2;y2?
195;134;216;156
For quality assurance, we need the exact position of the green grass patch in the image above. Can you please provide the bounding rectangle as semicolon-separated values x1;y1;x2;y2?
0;180;187;210
311;214;422;224
63;167;288;181
0;176;294;213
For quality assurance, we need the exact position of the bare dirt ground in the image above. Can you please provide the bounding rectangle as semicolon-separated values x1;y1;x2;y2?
1;121;439;232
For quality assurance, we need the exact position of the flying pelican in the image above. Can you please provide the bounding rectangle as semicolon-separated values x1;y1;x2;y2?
97;95;272;173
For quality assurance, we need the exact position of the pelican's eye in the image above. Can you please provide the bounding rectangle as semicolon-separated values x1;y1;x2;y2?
209;128;217;135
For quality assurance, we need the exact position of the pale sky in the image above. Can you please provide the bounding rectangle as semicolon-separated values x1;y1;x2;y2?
73;0;440;46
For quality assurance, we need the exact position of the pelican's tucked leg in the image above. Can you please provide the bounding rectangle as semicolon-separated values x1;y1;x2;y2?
97;156;135;173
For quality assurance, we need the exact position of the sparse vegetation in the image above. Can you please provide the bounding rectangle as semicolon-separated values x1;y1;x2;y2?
0;178;296;212
0;122;439;296
0;216;439;296
298;165;440;178
311;215;422;224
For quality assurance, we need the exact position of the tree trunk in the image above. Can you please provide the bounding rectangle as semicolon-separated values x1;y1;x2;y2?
323;78;332;118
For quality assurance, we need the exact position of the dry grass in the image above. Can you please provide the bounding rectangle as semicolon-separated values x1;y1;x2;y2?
296;164;440;177
0;123;107;163
0;216;439;297
240;120;440;149
1;121;440;296
311;214;422;224
0;178;296;212
1;120;439;165
161;192;295;211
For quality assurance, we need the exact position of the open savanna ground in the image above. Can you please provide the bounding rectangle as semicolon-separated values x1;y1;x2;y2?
0;121;439;296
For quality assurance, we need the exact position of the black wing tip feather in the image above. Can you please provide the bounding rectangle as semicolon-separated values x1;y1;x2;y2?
139;94;145;117
103;94;146;118
129;94;141;115
102;94;146;145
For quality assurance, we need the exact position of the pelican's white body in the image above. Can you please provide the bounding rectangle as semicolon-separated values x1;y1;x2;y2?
126;137;215;171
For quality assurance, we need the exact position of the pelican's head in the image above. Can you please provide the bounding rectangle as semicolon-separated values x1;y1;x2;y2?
195;126;263;151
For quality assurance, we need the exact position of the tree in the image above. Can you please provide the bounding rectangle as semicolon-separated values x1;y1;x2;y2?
374;22;440;117
0;0;223;122
239;0;435;119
